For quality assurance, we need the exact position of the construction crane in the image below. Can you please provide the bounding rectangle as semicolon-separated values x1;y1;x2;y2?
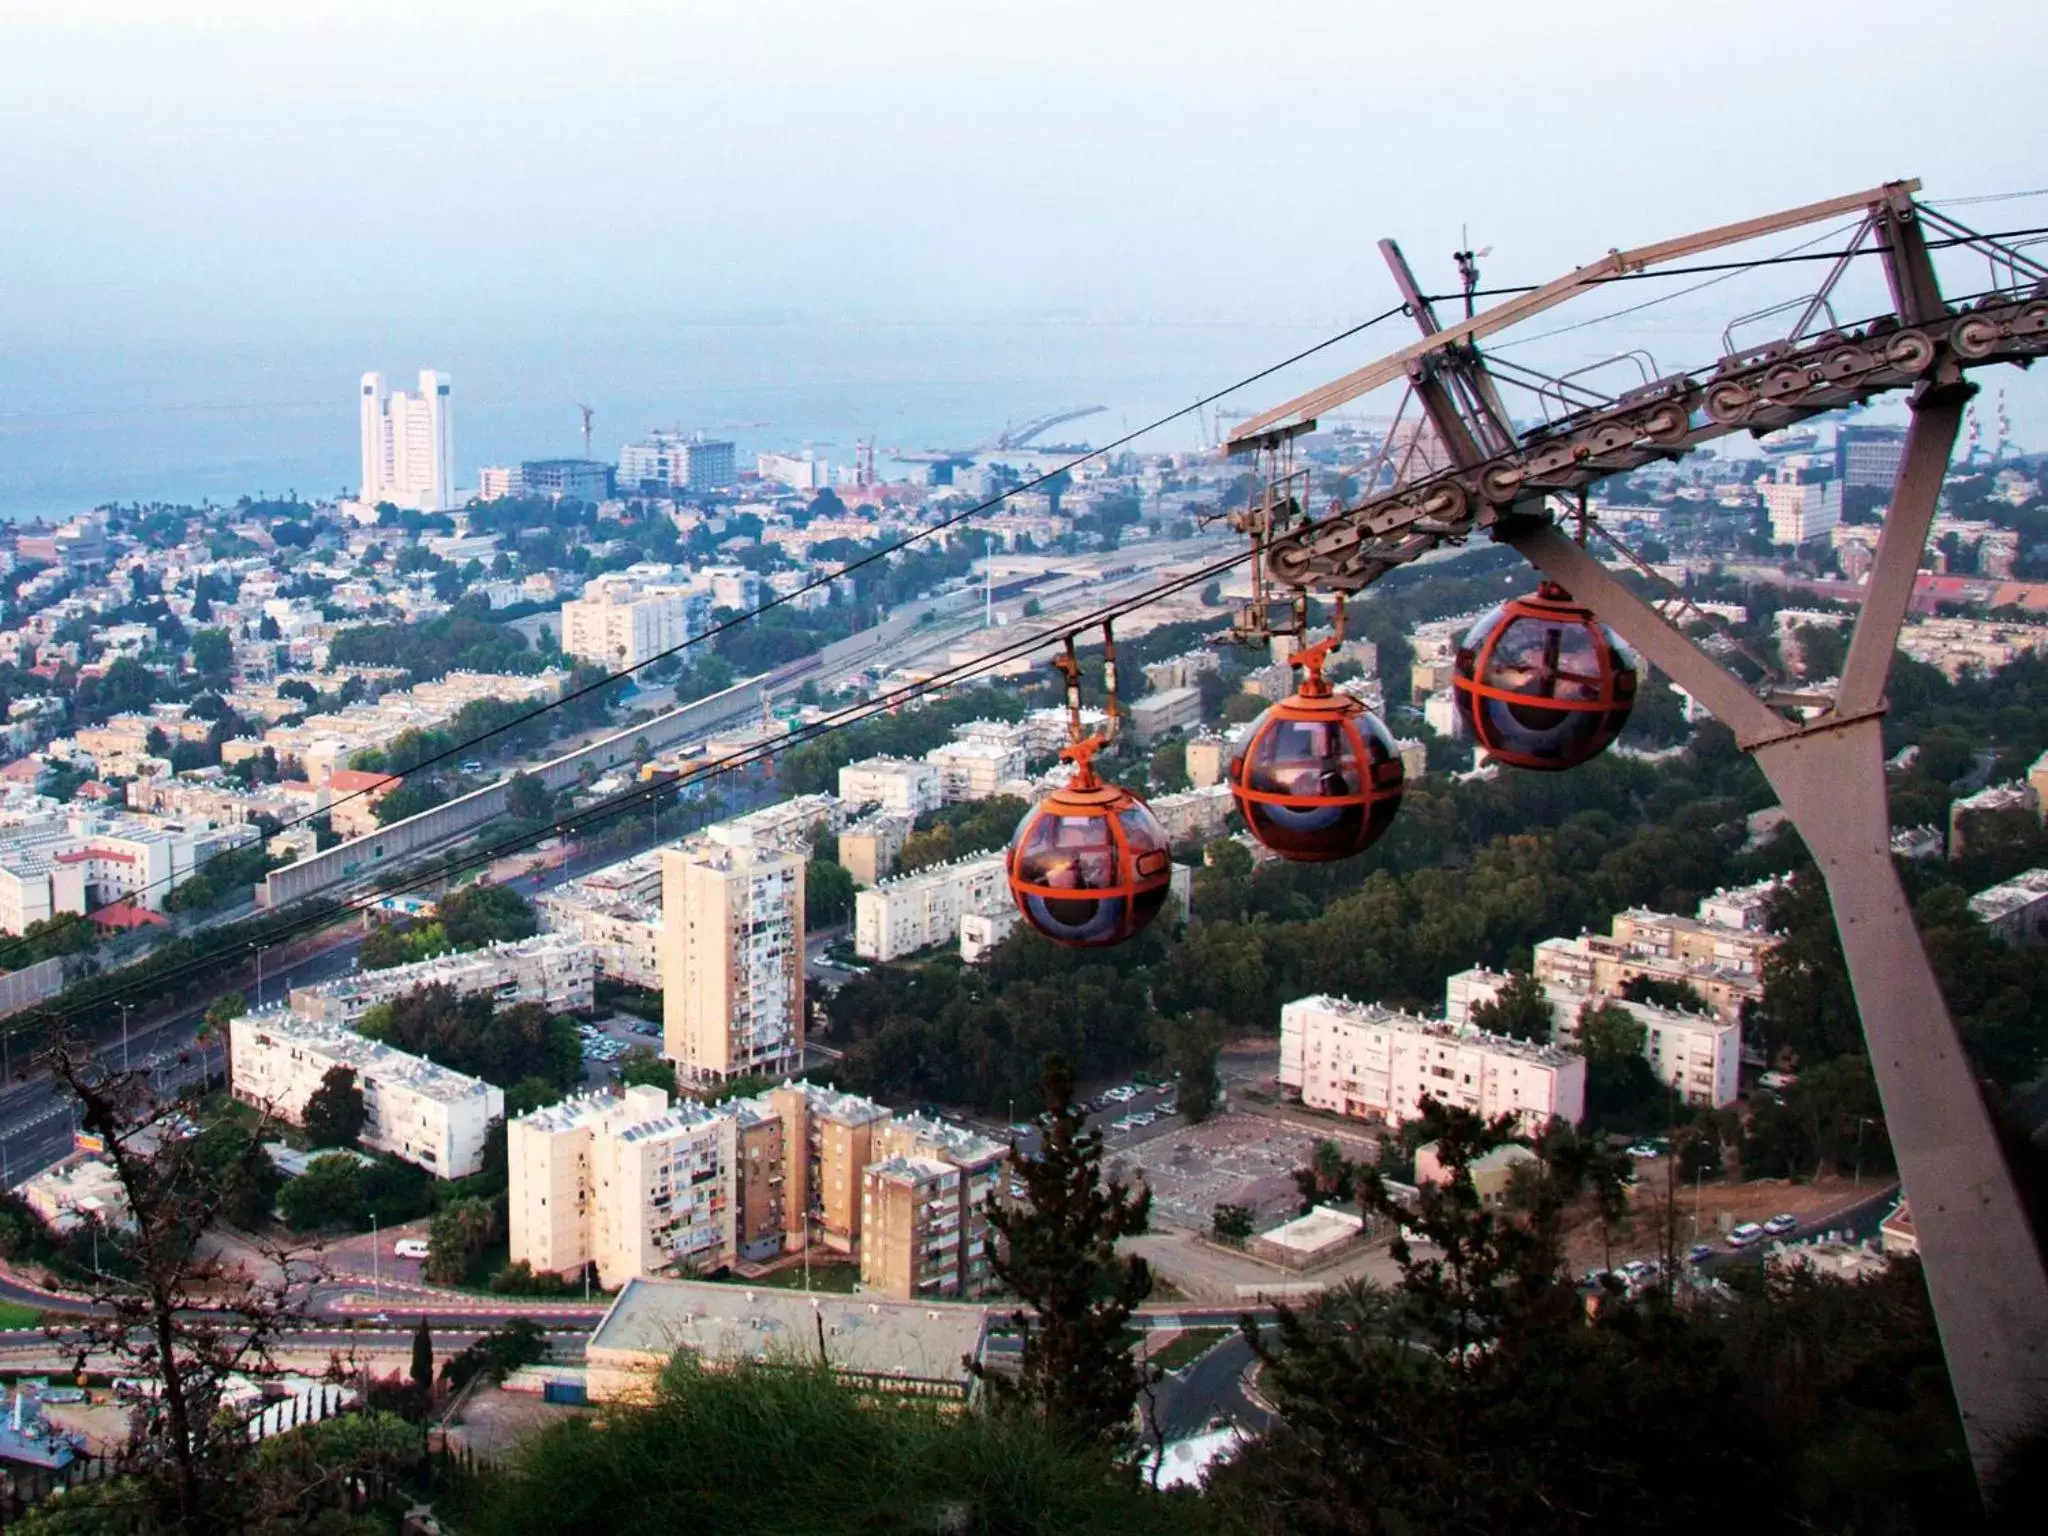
1227;179;2048;1494
577;404;594;460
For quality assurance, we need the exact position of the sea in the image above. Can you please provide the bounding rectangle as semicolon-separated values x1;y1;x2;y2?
0;315;1367;520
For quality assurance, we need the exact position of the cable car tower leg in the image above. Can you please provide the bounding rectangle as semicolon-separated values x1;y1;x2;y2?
1507;387;2048;1486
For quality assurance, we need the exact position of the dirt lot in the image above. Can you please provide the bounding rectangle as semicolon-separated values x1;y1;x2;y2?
1562;1170;1895;1272
1107;1114;1378;1234
450;1383;587;1459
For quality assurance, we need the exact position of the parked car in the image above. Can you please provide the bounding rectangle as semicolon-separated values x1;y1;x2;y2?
1625;1142;1662;1159
394;1238;430;1259
1726;1222;1766;1248
1687;1244;1715;1265
1762;1212;1799;1237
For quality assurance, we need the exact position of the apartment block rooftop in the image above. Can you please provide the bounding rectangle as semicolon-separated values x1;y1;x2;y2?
237;1006;500;1106
1290;994;1581;1067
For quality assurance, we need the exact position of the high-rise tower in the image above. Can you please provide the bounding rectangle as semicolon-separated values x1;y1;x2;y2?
358;369;453;511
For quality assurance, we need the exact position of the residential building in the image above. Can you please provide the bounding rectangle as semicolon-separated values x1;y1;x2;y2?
1969;868;2048;947
359;370;454;512
229;1008;504;1178
1125;685;1203;744
1444;966;1741;1108
1142;650;1220;692
958;904;1019;962
1147;784;1234;845
1949;781;2039;861
853;854;1008;961
1759;465;1842;546
837;756;942;818
1184;732;1229;789
507;1085;737;1289
660;841;806;1085
518;458;612;502
289;934;594;1026
324;768;402;840
1279;994;1585;1131
860;1113;1006;1299
1695;875;1790;933
923;739;1026;803
560;575;708;671
763;1081;893;1255
537;885;662;988
756;451;829;490
839;813;912;886
1532;908;1774;1023
703;793;840;855
0;812;260;935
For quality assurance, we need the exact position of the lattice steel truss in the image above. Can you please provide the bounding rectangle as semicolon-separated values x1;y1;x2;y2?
1231;179;2048;1493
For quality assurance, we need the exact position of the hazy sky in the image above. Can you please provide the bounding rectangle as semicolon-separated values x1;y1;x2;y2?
4;0;2044;337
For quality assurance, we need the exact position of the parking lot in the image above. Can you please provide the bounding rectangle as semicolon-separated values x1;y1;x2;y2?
1102;1113;1380;1233
578;1012;660;1082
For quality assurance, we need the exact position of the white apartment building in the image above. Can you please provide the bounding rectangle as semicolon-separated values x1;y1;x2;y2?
0;813;260;935
702;793;841;855
619;432;737;493
1696;875;1790;934
508;1084;740;1289
923;740;1026;803
537;888;663;989
660;841;806;1085
1148;784;1235;845
959;905;1020;963
1279;995;1586;1131
288;934;595;1026
838;757;943;818
757;451;828;490
1759;466;1843;546
359;370;454;512
1126;686;1204;745
1443;966;1741;1108
1969;868;2048;947
859;1113;1006;1300
854;854;1008;962
229;1009;504;1178
560;576;709;671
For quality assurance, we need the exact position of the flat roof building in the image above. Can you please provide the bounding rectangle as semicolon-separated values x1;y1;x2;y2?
289;933;593;1025
853;854;1008;962
230;1008;504;1178
661;840;805;1086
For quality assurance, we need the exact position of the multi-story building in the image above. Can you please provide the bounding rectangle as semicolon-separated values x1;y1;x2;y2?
1969;868;2048;947
1695;875;1790;934
537;886;663;989
1147;784;1234;845
1837;424;1906;490
560;575;709;671
1759;465;1843;546
923;740;1026;803
853;854;1008;961
1142;650;1221;693
1125;685;1204;744
0;812;260;935
1443;966;1741;1108
359;370;453;512
618;432;737;493
838;813;912;886
1532;908;1773;1023
959;905;1020;963
324;768;402;840
1949;781;2039;861
702;793;840;855
1279;995;1586;1131
860;1113;1006;1300
756;451;829;491
289;934;594;1026
229;1008;504;1177
763;1082;893;1255
660;841;805;1085
508;1084;738;1288
837;757;942;818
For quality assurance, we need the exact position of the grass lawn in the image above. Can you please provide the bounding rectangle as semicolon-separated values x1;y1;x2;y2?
0;1301;52;1330
1146;1327;1231;1374
724;1263;861;1295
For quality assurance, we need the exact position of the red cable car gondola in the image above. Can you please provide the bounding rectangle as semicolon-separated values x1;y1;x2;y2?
1229;633;1404;861
1452;582;1638;770
1006;627;1172;948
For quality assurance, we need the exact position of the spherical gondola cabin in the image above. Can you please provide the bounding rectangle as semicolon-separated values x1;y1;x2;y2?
1452;582;1638;771
1006;742;1172;948
1228;642;1404;861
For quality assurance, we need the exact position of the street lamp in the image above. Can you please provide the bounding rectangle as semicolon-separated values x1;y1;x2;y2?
370;1212;379;1304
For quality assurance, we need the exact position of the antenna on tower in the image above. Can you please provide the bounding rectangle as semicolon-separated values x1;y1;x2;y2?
1452;226;1492;321
578;404;594;460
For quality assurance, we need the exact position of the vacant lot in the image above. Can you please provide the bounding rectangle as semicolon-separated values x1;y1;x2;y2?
1107;1114;1378;1234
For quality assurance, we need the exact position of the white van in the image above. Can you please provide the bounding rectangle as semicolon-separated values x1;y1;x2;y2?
394;1237;431;1260
1725;1222;1766;1249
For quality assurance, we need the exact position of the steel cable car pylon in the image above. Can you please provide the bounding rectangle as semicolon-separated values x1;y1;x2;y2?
1225;180;2048;1494
1006;625;1172;947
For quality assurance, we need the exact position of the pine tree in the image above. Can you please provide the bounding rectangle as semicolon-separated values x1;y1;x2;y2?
971;1055;1152;1445
412;1316;435;1406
